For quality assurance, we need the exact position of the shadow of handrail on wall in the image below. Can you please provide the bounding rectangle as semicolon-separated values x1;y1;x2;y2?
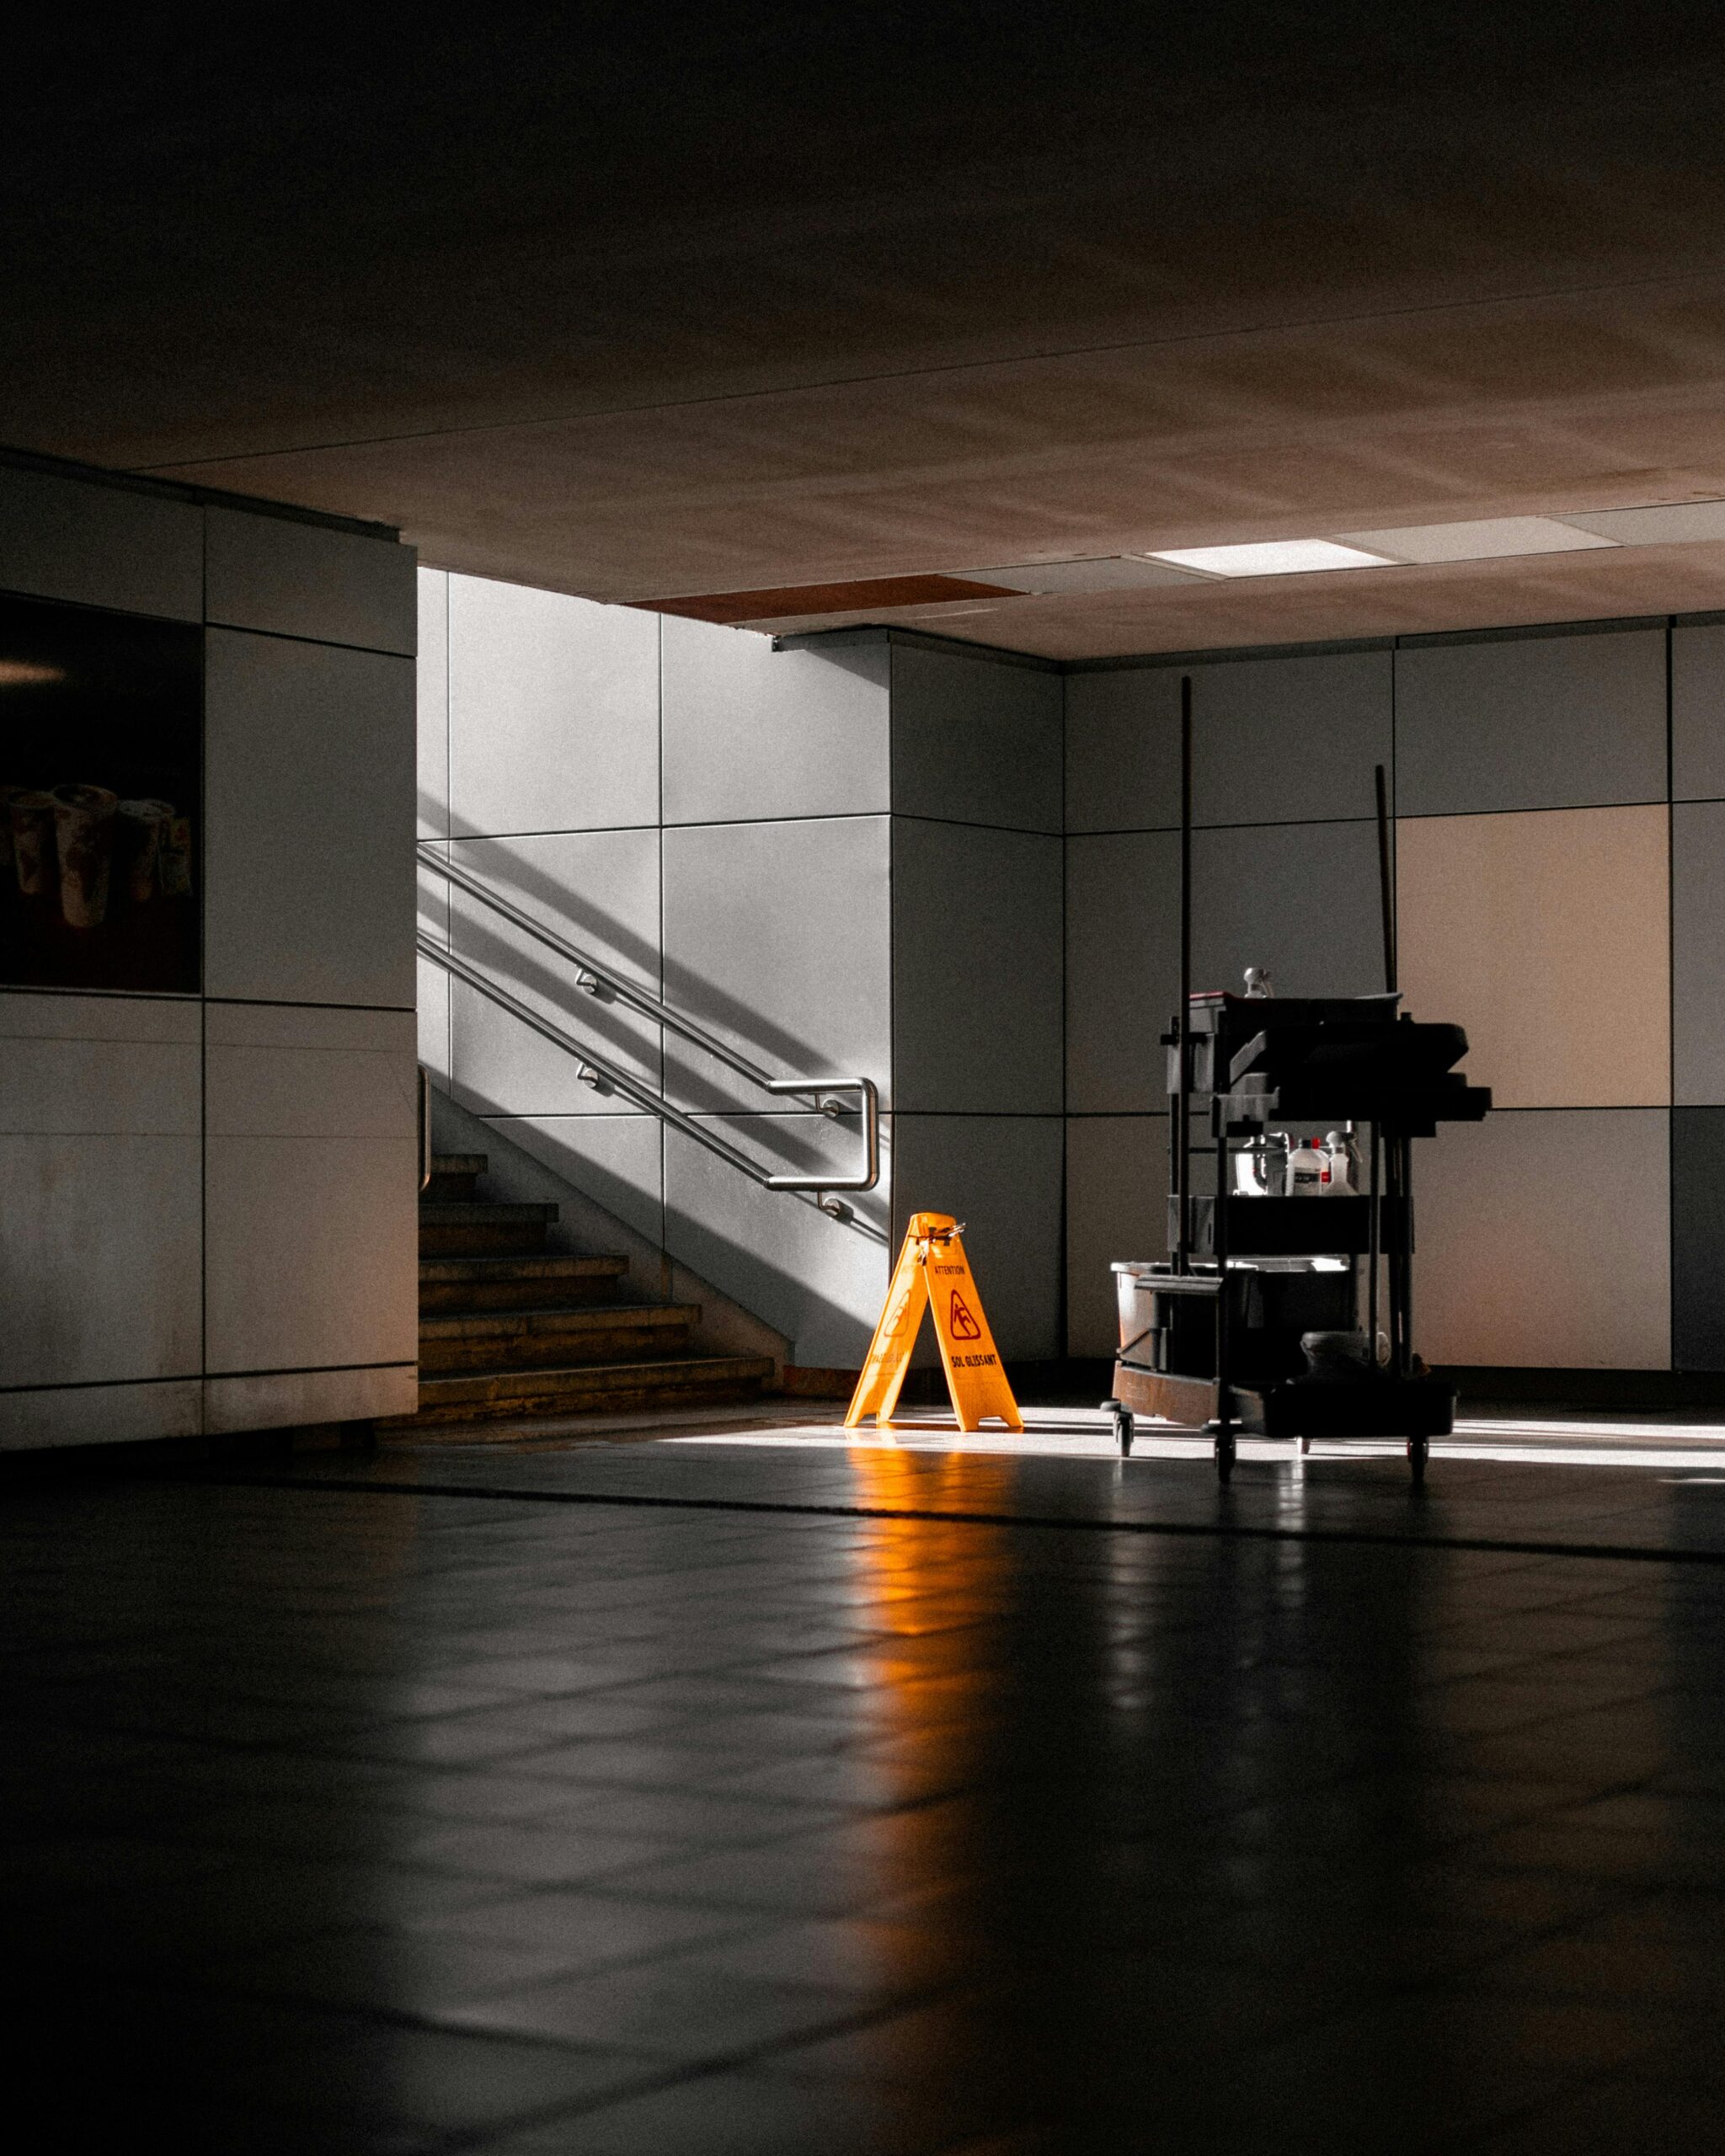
417;794;882;1108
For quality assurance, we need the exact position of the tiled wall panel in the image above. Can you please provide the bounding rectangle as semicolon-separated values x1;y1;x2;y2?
448;576;659;836
891;1114;1064;1362
1191;819;1386;1001
1065;650;1392;835
1673;1108;1725;1369
662;617;890;824
1065;1116;1169;1359
205;629;416;1007
893;819;1062;1114
1065;831;1178;1114
1397;806;1669;1109
661;814;891;1114
446;830;662;1118
1395;627;1665;816
205;1004;418;1377
417;568;450;840
206;507;417;654
1065;668;1184;835
1189;649;1391;829
892;643;1062;833
0;462;202;622
470;1114;665;1251
1416;1110;1669;1369
0;995;201;1392
1673;622;1725;802
665;1118;889;1369
1673;801;1725;1106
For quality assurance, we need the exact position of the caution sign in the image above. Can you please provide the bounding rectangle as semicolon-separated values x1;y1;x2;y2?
845;1212;1023;1434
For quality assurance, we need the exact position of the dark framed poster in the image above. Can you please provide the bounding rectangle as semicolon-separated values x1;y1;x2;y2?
0;590;202;995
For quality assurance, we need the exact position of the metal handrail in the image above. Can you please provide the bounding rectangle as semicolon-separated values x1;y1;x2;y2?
421;843;858;1109
416;923;879;1215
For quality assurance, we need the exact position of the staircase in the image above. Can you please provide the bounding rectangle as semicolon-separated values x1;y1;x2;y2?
382;1151;777;1430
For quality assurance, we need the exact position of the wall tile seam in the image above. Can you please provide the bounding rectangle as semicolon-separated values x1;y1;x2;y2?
0;580;200;631
888;811;1064;839
0;988;202;1005
198;1361;419;1385
0;1374;206;1396
203;998;419;1014
442;823;665;844
1067;813;1397;839
0;1368;419;1404
203;618;416;661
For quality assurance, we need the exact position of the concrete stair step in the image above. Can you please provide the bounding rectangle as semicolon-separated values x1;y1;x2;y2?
419;1302;701;1374
425;1152;487;1201
419;1199;558;1257
387;1353;777;1426
419;1252;628;1313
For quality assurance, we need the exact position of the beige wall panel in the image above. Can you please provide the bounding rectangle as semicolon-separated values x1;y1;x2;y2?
1416;1110;1669;1369
1397;806;1669;1109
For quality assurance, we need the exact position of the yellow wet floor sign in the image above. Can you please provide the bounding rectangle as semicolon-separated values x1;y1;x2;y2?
846;1212;1023;1433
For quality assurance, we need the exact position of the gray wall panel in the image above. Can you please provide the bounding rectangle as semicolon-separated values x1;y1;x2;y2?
893;819;1062;1114
1194;819;1385;1002
1668;802;1725;1107
0;995;201;1391
204;1002;417;1378
206;507;416;654
1674;1107;1725;1369
0;464;201;622
482;1113;665;1251
417;568;450;839
1065;669;1183;834
1395;627;1666;816
1065;831;1178;1114
1065;1115;1169;1359
446;829;662;1118
665;1117;889;1368
1193;649;1391;828
205;630;416;1006
1673;622;1725;803
662;617;889;824
447;575;659;836
893;643;1062;833
662;815;891;1114
891;1114;1063;1363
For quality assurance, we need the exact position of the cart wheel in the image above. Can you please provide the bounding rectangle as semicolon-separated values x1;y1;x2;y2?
1215;1430;1236;1485
1112;1408;1135;1459
1408;1433;1429;1486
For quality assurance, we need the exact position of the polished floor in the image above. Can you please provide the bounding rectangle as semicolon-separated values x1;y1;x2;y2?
7;1416;1725;2151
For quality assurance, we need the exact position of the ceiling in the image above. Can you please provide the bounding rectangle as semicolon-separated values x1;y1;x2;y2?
13;6;1725;659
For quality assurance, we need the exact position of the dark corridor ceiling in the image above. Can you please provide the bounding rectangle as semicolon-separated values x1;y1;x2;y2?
13;6;1725;657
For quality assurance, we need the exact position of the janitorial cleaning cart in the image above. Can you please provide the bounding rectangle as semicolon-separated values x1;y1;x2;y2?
1106;684;1491;1484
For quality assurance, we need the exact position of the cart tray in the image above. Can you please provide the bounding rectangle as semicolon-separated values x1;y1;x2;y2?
1113;1360;1454;1439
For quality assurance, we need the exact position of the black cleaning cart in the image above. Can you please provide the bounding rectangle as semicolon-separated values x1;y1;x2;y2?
1109;987;1490;1482
1104;676;1491;1484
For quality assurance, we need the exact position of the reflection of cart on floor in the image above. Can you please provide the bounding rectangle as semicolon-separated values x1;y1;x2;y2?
1104;678;1490;1484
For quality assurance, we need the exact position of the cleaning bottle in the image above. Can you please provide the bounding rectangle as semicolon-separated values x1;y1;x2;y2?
1287;1135;1324;1195
1322;1130;1354;1194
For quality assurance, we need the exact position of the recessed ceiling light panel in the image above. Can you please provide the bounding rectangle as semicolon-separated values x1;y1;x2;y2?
1146;539;1394;578
1336;517;1616;563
